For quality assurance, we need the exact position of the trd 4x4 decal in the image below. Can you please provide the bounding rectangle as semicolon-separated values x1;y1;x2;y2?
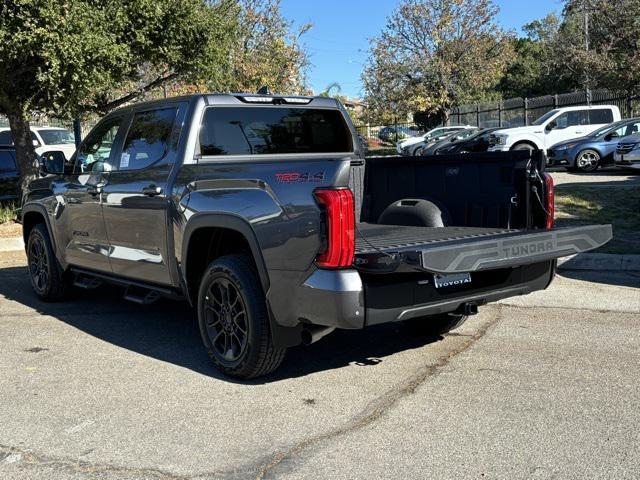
275;172;325;183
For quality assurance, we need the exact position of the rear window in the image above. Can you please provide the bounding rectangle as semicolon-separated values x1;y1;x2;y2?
199;107;353;156
588;109;614;125
0;150;16;172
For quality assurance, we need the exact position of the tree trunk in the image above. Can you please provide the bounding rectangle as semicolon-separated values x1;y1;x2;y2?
6;108;39;195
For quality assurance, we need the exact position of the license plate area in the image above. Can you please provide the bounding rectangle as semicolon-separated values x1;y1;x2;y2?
433;272;472;289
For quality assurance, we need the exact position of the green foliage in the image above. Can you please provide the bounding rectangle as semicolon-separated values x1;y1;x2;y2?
362;0;514;122
0;202;18;225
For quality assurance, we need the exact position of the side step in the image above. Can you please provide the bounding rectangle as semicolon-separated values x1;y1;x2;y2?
73;274;103;290
123;286;162;305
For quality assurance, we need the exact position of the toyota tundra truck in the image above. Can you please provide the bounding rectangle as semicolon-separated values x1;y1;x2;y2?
22;93;612;379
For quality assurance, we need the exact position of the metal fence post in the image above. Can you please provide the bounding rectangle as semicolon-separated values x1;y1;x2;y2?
476;105;480;127
553;94;558;109
498;102;502;127
73;118;82;147
524;98;529;126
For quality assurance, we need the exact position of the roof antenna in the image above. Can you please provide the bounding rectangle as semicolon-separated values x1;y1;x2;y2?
257;86;271;95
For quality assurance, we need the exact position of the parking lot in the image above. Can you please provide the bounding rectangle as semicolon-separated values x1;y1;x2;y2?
1;250;639;479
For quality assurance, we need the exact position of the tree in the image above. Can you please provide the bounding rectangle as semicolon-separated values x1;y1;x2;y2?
0;0;235;189
554;0;640;96
223;0;310;94
362;0;514;123
498;14;575;98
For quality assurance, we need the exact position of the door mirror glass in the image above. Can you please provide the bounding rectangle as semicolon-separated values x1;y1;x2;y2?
604;131;619;141
546;121;557;132
39;151;65;175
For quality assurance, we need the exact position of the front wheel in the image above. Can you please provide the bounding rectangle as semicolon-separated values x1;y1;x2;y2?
197;254;286;379
402;313;468;336
574;149;600;173
512;143;535;152
27;223;69;301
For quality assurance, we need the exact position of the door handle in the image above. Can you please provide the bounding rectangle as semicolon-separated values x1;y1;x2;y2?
142;185;163;197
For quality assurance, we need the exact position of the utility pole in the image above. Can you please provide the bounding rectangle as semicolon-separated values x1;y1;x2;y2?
584;0;591;105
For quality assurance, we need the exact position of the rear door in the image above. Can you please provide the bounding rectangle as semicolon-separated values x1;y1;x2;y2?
101;104;185;286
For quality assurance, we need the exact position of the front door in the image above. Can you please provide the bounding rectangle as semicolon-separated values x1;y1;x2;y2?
58;116;125;273
101;106;181;286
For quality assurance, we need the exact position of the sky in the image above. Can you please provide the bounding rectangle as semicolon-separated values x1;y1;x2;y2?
280;0;564;98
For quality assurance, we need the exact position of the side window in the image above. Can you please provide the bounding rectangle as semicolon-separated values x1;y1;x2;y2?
623;122;640;137
0;131;13;145
119;108;177;171
74;117;122;174
588;109;614;125
555;111;588;128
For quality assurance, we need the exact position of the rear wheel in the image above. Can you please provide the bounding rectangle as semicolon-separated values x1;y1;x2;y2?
197;254;286;379
27;223;69;301
402;313;468;336
574;149;600;173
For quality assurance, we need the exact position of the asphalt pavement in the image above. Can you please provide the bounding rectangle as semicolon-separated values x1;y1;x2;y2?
0;251;638;479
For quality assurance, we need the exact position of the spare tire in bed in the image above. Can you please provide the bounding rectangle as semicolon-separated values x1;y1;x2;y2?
377;198;452;227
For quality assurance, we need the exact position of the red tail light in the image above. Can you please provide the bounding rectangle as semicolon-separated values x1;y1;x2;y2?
314;188;355;268
543;173;554;229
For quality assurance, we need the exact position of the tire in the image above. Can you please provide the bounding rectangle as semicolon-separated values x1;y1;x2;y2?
413;146;424;156
197;254;286;379
512;143;536;151
574;149;600;173
26;223;69;301
402;313;468;336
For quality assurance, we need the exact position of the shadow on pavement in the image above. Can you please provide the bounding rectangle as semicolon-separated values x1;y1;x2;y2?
0;265;440;384
558;269;640;288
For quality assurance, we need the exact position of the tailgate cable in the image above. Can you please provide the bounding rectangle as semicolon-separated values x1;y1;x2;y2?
530;168;551;219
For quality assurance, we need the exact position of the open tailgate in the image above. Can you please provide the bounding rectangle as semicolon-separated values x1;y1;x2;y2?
354;224;613;274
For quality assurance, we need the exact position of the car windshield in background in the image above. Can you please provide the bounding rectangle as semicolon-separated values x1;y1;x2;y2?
200;107;353;156
38;129;75;145
532;110;559;126
0;150;17;172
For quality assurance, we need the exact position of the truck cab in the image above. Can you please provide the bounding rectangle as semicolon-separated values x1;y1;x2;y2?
488;105;621;152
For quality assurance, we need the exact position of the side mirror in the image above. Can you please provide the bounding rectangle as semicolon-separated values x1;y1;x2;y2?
545;122;557;132
32;139;40;147
39;151;66;175
604;132;619;141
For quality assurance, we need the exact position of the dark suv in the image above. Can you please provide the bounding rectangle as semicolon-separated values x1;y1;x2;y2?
21;93;611;379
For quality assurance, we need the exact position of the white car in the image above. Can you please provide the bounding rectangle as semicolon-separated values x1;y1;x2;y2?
614;134;640;170
397;125;474;155
488;105;621;152
0;126;76;160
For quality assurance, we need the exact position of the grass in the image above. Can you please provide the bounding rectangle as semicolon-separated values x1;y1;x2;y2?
555;186;640;254
0;202;18;225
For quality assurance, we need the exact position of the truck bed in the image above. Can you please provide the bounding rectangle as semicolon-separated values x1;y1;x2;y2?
354;223;612;274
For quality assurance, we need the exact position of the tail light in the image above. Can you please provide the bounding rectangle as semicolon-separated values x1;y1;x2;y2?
542;172;554;229
314;188;355;268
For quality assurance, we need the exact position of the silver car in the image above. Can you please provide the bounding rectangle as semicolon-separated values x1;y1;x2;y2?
614;134;640;170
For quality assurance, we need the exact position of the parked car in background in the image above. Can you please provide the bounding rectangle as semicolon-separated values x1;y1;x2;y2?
488;105;621;153
434;128;502;155
614;134;640;171
416;127;479;156
378;125;422;143
0;146;20;202
548;118;640;172
0;126;76;160
397;125;473;155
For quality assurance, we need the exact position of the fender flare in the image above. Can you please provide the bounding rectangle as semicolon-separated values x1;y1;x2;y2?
21;203;56;253
181;213;270;296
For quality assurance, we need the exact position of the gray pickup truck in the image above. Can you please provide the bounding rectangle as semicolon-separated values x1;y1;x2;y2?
22;93;612;379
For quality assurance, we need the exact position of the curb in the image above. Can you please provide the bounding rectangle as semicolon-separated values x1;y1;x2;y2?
557;253;640;272
0;236;24;252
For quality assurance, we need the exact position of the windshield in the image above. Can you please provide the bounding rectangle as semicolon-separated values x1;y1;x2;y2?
38;129;75;145
532;110;559;126
588;121;623;138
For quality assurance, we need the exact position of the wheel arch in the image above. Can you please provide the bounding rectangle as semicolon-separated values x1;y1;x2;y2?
510;140;539;151
21;204;55;253
181;213;270;305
